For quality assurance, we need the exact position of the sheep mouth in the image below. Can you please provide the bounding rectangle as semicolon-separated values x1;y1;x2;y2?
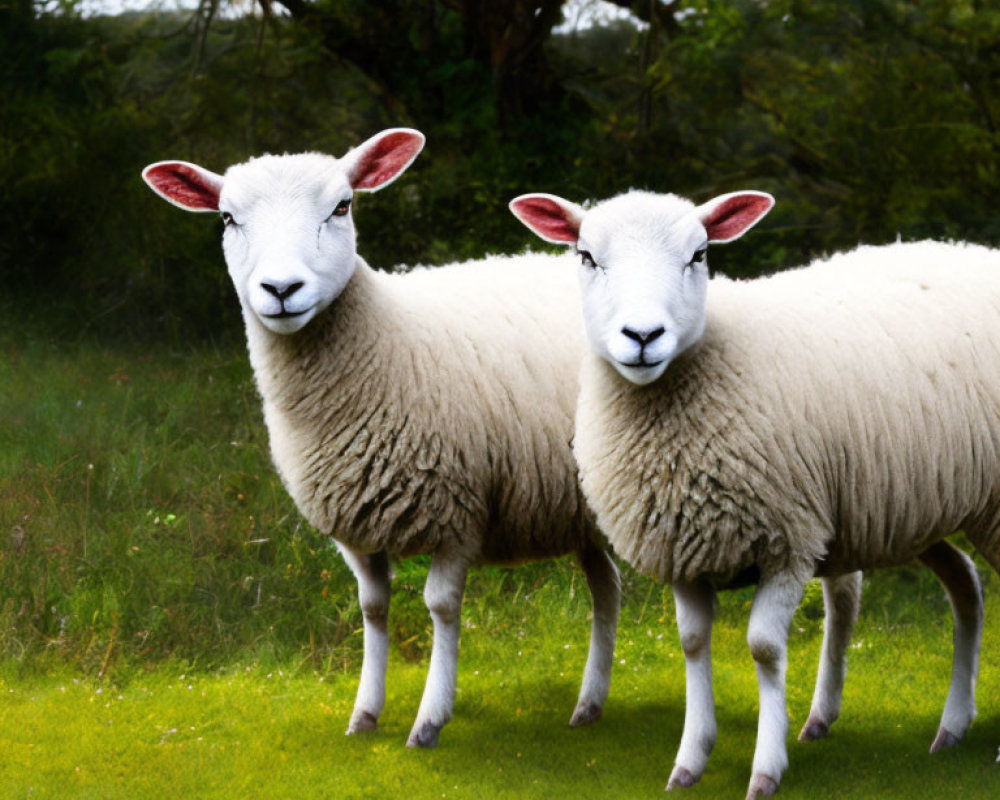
620;358;664;369
264;310;308;320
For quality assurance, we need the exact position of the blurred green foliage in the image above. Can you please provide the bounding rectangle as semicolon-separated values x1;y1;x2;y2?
3;0;1000;343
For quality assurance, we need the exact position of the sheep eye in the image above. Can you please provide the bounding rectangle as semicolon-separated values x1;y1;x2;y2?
330;199;352;218
221;211;236;227
578;249;597;270
689;248;707;266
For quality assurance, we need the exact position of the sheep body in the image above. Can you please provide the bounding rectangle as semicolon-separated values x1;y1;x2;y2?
508;188;992;797
142;131;620;749
573;239;998;796
576;240;1000;587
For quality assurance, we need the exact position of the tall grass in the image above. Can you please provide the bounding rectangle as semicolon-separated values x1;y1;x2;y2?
1;334;360;670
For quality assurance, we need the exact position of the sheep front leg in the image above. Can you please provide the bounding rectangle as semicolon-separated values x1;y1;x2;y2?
407;552;469;748
919;541;982;752
570;546;621;726
342;547;391;734
667;580;717;790
746;572;806;800
799;571;862;741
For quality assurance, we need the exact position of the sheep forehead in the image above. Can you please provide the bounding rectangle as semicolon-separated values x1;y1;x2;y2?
580;191;701;261
221;152;349;212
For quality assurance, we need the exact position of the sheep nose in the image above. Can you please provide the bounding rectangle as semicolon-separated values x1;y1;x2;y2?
261;281;304;302
621;325;665;346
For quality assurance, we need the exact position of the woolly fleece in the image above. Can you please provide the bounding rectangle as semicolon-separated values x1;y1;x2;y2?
246;252;600;564
575;240;1000;586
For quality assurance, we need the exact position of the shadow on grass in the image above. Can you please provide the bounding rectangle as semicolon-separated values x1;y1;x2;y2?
326;671;999;800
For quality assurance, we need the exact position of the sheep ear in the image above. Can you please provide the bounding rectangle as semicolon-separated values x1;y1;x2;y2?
343;128;425;192
142;161;223;212
696;191;774;244
509;193;584;245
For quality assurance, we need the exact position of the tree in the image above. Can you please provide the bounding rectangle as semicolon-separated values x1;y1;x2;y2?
271;0;569;130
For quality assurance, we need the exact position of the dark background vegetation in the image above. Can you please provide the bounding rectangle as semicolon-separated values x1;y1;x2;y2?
5;0;1000;345
2;0;1000;671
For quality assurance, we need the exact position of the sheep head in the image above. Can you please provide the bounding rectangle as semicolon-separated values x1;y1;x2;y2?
509;189;773;386
142;128;425;334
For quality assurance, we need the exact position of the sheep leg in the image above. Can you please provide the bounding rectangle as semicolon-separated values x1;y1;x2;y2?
667;579;717;791
798;571;862;741
406;551;469;748
918;541;982;752
342;548;391;735
746;572;806;800
570;546;621;727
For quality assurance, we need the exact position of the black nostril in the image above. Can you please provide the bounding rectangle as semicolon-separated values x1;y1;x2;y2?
281;281;304;300
261;281;304;301
621;326;665;345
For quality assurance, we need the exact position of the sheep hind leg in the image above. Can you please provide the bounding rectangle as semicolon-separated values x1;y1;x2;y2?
341;548;391;735
964;530;1000;764
798;571;862;742
569;546;621;727
918;540;983;753
406;551;470;748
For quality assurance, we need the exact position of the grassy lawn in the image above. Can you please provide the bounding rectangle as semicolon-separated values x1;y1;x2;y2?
2;600;999;800
2;338;999;798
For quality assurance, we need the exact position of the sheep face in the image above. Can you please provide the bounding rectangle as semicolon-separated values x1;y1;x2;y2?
509;189;774;386
217;154;358;334
142;128;425;335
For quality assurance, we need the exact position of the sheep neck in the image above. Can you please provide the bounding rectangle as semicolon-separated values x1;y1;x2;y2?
244;256;393;432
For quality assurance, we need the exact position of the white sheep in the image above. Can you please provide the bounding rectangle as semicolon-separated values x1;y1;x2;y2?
510;188;993;798
140;129;623;748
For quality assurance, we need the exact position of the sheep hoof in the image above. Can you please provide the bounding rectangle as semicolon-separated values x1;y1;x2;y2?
346;710;378;735
569;701;603;727
929;727;960;753
406;721;441;749
666;766;698;790
746;773;779;799
797;714;829;742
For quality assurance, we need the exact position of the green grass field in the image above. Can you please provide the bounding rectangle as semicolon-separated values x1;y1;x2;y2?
2;337;999;798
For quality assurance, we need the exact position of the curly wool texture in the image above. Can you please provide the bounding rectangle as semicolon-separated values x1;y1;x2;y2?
575;241;1000;586
245;252;596;564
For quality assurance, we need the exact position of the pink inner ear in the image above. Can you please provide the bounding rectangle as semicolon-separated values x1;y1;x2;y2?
145;163;220;211
350;132;423;190
702;194;772;241
512;197;580;243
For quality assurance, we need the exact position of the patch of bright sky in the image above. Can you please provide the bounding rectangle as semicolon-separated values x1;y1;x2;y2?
79;0;649;30
78;0;259;17
554;0;646;34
